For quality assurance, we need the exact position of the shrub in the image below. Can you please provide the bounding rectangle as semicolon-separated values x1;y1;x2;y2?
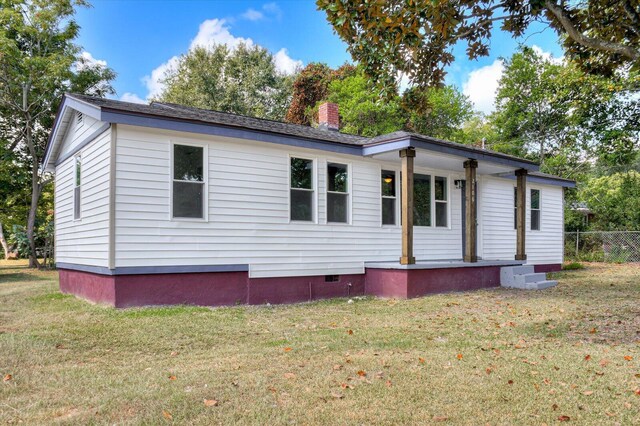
563;262;585;270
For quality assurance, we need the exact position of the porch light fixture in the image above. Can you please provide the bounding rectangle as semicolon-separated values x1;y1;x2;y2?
383;177;393;183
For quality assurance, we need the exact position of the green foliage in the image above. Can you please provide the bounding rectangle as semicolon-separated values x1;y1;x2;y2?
158;44;294;121
562;262;585;271
326;70;405;137
580;171;640;231
403;85;473;140
285;63;356;125
491;46;640;179
11;224;29;257
317;0;640;92
0;0;115;265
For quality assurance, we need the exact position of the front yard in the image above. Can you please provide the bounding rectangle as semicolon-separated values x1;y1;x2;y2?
1;260;639;424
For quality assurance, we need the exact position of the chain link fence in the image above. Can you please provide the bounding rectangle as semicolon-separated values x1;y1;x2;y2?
565;231;640;263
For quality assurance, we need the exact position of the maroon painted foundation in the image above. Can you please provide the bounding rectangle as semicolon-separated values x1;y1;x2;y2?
59;263;559;308
365;266;501;299
534;264;562;273
59;269;365;308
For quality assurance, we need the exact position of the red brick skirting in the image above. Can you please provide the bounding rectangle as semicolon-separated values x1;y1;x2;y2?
59;263;559;308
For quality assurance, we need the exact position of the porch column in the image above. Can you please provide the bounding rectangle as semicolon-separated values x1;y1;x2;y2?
463;159;478;262
515;168;528;260
400;148;416;265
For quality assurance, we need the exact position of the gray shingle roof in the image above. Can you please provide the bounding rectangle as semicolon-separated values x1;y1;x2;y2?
69;93;368;146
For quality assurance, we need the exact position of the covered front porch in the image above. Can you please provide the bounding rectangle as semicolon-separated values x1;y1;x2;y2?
364;132;539;266
361;133;540;297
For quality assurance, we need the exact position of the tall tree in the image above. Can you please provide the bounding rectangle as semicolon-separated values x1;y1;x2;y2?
491;47;639;177
402;85;473;140
317;0;640;91
326;69;405;137
285;62;356;125
0;0;115;267
158;44;294;121
580;171;640;231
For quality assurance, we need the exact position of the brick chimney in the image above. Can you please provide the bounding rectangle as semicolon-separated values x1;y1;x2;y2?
318;102;339;131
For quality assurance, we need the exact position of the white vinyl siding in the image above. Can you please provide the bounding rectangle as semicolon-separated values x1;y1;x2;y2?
57;113;103;159
113;125;464;278
55;128;111;267
480;176;563;265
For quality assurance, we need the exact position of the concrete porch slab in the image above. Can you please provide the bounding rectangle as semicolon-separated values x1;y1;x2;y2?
365;259;525;270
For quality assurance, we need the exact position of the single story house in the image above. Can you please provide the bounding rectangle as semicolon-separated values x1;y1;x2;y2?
43;94;575;307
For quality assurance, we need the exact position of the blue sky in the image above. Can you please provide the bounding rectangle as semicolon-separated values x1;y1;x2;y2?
75;0;564;114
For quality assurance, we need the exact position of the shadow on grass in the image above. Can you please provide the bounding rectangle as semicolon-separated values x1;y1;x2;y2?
0;272;50;284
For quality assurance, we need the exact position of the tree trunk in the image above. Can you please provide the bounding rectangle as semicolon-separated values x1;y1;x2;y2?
0;222;9;260
26;158;41;268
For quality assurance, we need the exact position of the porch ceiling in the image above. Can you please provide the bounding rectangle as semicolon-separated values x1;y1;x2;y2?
370;149;520;175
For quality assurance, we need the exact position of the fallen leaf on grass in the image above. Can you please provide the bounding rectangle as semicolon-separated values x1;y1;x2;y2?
584;355;591;361
558;415;570;421
419;357;425;364
605;412;616;417
599;359;610;367
347;330;353;335
168;375;176;381
552;404;558;411
385;380;392;387
623;355;633;361
456;353;463;360
333;365;342;371
357;370;366;377
162;410;172;420
582;391;593;396
634;388;640;396
508;380;514;385
589;328;597;334
283;373;296;379
3;374;12;382
331;392;344;399
203;399;218;407
433;416;448;422
340;383;353;389
486;367;492;375
284;347;292;352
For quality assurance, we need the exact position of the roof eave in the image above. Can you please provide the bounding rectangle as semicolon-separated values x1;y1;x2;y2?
42;94;103;171
363;134;540;172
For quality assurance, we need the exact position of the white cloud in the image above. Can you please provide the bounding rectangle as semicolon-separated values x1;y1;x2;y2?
241;8;264;21
532;45;564;64
262;2;282;20
274;48;302;75
142;55;180;100
462;60;504;114
75;51;107;71
142;18;302;100
120;92;146;104
189;18;254;50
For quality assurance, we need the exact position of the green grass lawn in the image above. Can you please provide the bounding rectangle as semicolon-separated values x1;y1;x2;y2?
1;260;639;425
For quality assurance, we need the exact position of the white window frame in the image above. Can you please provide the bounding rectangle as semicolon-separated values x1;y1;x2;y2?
399;168;452;229
530;188;541;231
433;175;450;228
288;155;317;223
169;140;209;222
326;160;351;225
513;186;518;231
73;154;82;221
380;167;399;227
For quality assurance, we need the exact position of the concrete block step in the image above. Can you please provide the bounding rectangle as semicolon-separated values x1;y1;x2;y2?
500;265;535;286
522;280;557;290
514;273;547;286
